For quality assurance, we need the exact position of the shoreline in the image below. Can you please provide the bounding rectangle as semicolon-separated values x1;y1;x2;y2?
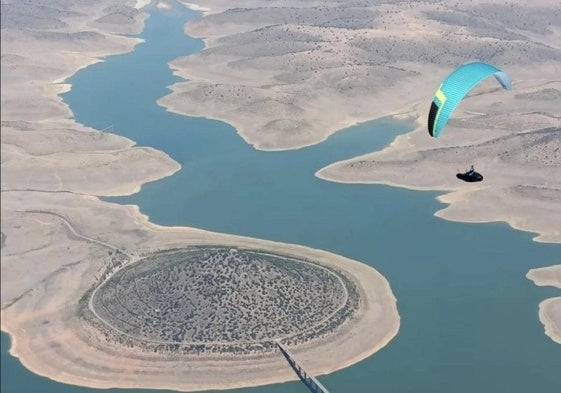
181;2;213;15
526;265;561;344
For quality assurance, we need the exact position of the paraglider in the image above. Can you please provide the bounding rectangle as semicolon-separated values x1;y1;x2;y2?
428;61;511;138
456;165;483;182
427;62;511;182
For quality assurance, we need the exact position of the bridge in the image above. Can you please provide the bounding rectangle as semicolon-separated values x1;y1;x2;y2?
276;340;331;393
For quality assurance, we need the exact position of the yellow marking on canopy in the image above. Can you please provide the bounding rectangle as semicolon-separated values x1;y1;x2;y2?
435;86;447;105
432;85;447;137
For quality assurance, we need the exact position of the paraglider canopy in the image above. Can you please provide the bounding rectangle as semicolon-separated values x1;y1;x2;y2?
428;62;511;138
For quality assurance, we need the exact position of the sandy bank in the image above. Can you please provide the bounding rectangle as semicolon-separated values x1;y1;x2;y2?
135;0;152;9
527;265;561;344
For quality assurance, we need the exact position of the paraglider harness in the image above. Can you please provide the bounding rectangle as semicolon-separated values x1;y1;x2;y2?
456;165;483;182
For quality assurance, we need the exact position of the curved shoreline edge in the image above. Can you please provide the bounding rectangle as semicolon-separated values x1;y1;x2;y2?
526;265;561;344
0;0;400;391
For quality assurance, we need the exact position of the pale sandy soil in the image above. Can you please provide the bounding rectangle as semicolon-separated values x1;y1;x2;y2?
135;0;152;9
527;265;561;344
1;0;399;391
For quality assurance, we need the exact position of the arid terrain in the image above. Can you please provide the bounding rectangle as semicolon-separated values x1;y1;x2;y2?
1;0;560;391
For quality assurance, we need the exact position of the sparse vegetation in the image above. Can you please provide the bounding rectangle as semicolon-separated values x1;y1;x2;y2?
88;247;359;356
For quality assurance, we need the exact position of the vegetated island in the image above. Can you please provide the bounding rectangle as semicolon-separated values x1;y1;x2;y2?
0;0;398;391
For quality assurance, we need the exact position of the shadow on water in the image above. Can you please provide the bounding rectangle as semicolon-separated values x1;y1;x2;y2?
3;1;560;393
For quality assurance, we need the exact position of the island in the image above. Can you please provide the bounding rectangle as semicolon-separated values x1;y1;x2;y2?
88;247;359;354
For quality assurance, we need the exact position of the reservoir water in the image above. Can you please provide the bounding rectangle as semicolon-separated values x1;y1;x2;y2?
2;2;560;392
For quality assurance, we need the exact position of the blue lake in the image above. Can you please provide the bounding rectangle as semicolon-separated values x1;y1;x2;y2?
2;2;560;392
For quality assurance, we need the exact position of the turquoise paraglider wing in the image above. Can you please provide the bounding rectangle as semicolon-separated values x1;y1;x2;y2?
428;62;511;137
